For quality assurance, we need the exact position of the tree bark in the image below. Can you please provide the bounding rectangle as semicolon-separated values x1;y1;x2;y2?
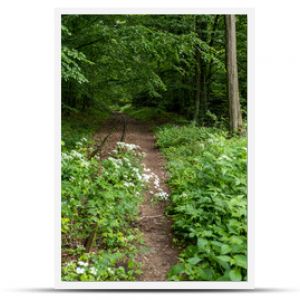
225;15;243;133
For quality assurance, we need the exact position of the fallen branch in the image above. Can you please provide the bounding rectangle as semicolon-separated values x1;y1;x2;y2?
88;132;112;160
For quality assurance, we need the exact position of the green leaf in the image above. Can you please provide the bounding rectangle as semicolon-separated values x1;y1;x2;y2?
233;255;247;269
170;263;185;275
196;267;214;281
221;244;232;254
229;268;242;281
187;256;201;265
197;238;209;251
128;260;135;270
215;255;231;269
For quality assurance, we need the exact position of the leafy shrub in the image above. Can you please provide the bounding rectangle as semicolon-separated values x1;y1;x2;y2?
61;139;145;281
156;125;247;281
62;250;141;281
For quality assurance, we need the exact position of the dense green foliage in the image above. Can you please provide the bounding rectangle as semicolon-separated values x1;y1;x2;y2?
61;127;147;280
61;15;247;126
156;126;247;281
123;105;188;124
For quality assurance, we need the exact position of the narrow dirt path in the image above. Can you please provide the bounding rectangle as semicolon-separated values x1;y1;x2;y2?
94;113;178;281
93;113;125;160
125;117;178;281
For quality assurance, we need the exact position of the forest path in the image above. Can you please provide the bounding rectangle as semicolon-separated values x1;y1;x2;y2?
126;117;178;281
94;113;178;281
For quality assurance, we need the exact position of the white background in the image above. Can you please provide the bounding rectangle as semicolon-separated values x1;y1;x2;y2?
0;0;300;299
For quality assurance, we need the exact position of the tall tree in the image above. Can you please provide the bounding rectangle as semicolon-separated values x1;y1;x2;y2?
225;15;243;133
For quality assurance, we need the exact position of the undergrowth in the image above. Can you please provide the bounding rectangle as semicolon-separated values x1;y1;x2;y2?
156;125;247;281
61;110;146;281
122;106;188;124
62;109;109;150
61;140;146;281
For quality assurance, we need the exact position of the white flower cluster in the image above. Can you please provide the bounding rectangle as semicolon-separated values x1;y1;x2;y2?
70;150;84;159
62;149;91;169
108;157;142;177
75;261;99;276
124;182;135;187
123;165;143;188
117;142;141;151
142;165;169;201
154;191;169;200
75;137;88;147
76;261;89;274
76;267;85;274
108;157;124;168
106;146;145;190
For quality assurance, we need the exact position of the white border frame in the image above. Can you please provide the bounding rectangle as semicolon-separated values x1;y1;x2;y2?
55;7;254;290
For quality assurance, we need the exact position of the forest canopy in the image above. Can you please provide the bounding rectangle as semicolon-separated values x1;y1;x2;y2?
61;14;247;130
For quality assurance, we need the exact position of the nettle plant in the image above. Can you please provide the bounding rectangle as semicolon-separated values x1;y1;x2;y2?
61;139;145;281
156;125;247;281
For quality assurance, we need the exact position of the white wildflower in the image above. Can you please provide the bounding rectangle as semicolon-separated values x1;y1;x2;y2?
155;191;169;200
70;150;83;159
124;182;134;187
132;168;141;176
117;142;141;151
108;157;123;167
76;267;85;274
78;261;89;267
142;174;151;182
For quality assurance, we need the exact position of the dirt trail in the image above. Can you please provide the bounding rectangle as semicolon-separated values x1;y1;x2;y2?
126;117;178;281
95;113;178;281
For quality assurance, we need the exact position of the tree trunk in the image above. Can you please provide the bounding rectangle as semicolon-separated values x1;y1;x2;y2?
225;15;243;133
